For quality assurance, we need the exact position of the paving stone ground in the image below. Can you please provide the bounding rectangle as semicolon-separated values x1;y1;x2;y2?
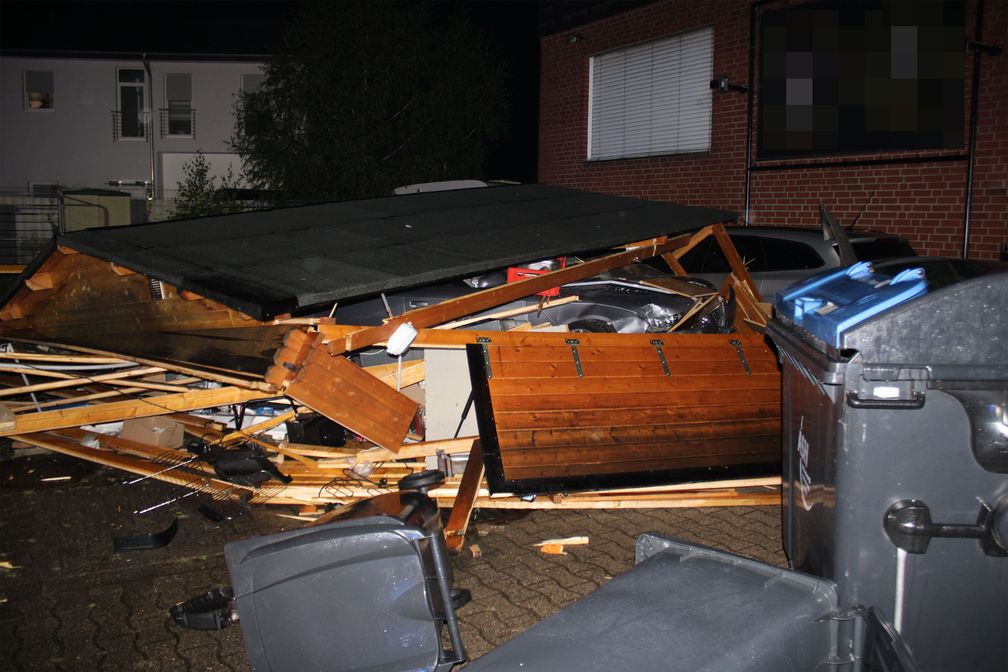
0;453;786;670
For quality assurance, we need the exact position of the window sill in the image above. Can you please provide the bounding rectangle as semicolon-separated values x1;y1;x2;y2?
585;148;713;163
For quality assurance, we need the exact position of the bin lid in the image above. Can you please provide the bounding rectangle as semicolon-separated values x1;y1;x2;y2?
771;257;1008;377
774;261;927;348
468;534;840;672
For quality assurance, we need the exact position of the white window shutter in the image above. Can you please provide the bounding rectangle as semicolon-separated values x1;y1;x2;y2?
588;27;713;160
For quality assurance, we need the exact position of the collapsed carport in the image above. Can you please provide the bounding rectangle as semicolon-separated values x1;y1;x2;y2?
0;184;781;543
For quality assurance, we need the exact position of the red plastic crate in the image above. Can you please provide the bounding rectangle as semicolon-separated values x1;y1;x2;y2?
506;258;566;297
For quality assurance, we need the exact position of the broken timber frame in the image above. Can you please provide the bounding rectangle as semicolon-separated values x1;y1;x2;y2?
0;222;773;531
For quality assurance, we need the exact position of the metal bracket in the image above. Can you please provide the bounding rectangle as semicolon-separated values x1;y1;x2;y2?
479;343;492;379
650;339;671;376
728;339;751;375
565;338;583;378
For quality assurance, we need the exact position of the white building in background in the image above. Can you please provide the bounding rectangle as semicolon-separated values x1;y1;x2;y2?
0;51;266;221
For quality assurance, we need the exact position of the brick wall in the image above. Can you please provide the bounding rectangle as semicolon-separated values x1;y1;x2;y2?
539;0;1007;259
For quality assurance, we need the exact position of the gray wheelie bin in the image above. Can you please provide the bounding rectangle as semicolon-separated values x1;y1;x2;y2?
769;258;1008;672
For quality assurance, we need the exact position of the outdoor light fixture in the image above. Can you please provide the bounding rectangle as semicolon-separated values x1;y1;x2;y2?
386;322;418;356
565;32;582;44
710;75;748;93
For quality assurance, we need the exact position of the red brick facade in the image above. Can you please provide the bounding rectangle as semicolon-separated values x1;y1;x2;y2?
538;0;1007;259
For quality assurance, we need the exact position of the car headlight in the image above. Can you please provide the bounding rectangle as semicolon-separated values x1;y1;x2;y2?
641;303;679;332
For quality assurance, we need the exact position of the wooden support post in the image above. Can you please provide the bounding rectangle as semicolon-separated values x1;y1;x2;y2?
443;440;485;554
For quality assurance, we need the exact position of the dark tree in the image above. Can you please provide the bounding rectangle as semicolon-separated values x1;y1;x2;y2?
230;1;509;201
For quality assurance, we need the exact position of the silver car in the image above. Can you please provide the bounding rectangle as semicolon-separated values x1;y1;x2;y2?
670;227;917;300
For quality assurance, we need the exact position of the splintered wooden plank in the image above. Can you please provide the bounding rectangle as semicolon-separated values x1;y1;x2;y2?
279;337;418;451
0;385;276;436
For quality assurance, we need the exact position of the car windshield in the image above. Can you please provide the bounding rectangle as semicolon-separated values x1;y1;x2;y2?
874;258;1007;291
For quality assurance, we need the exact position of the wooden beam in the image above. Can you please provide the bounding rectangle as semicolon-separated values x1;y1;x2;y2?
0;366;166;398
338;238;686;354
711;223;762;301
17;431;246;494
293;436;479;463
362;359;426;388
7;386;160;411
3;337;274;391
0;401;14;432
319;325;765;351
435;295;580;330
220;409;297;445
661;253;688;275
444;440;484;554
0;385;276;436
0;352;131;365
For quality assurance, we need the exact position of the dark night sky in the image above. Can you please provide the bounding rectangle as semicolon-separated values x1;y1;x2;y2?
0;0;543;182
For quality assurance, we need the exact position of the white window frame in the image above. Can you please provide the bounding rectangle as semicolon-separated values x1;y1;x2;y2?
587;27;713;161
164;72;193;138
116;67;148;141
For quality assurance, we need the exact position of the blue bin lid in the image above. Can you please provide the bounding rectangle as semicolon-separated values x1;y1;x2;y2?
774;261;927;348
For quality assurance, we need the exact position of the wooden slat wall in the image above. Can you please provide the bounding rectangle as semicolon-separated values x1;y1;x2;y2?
0;250;259;337
476;333;781;489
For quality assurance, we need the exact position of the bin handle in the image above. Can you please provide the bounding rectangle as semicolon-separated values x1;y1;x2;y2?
846;391;925;410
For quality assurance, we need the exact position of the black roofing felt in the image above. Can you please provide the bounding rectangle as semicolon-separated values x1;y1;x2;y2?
58;185;736;321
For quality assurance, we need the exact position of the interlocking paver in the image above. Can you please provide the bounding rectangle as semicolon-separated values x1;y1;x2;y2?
1;454;785;669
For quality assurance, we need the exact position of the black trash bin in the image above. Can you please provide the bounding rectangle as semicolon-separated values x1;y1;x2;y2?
769;258;1008;672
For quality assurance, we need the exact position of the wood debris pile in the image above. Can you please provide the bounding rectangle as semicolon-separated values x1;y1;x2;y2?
0;222;780;547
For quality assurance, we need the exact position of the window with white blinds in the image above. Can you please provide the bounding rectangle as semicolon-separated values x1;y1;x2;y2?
588;27;713;160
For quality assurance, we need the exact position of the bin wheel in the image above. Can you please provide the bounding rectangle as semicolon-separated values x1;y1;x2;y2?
397;469;445;494
450;588;472;610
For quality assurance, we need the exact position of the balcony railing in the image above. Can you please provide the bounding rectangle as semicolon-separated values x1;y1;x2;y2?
0;193;60;264
112;110;150;141
160;107;196;139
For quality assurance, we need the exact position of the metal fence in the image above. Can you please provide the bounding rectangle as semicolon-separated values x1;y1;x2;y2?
0;194;59;265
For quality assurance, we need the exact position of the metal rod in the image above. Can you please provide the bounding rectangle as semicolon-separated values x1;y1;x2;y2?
962;0;987;259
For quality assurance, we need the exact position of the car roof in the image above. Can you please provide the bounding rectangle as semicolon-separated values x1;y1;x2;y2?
723;226;908;244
